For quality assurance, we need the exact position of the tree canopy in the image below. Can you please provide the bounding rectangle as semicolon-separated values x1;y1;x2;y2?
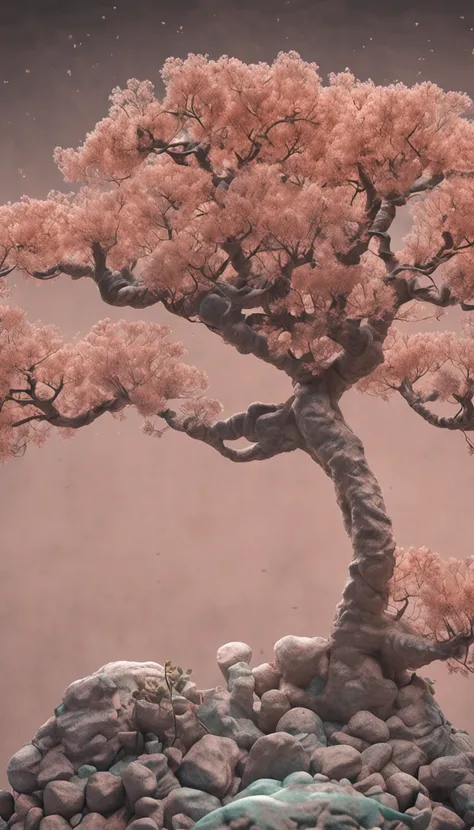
2;52;474;679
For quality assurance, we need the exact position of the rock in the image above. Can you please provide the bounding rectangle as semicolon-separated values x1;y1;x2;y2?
24;807;43;830
449;782;474;816
251;664;281;697
258;689;291;734
163;789;221;828
4;645;474;830
42;781;85;819
85;773;126;813
216;644;252;683
31;720;60;755
346;710;390;743
380;761;402;778
103;804;131;830
240;733;310;788
328;731;369;752
275;707;326;743
273;636;329;688
170;814;194;830
0;791;14;821
133;796;163;830
62;675;121;712
10;795;41;819
176;736;239;799
384;771;429;811
227;664;255;721
320;648;398;722
310;744;362;782
388;740;428;777
421;754;474;798
75;813;106;830
121;764;159;804
36;746;75;789
428;805;465;829
162;750;182;775
360;742;393;773
353;772;385;793
7;745;43;794
37;816;71;830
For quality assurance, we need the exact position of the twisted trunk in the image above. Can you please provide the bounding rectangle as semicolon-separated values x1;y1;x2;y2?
290;382;473;718
293;382;395;622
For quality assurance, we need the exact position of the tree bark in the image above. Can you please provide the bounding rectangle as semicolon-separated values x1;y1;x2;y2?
293;381;395;621
291;381;474;692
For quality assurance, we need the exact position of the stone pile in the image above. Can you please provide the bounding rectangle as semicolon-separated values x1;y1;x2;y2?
1;636;474;830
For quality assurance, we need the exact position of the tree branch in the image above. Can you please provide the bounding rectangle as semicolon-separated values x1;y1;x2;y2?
379;616;474;675
7;387;129;429
396;378;474;431
157;396;302;462
196;292;317;383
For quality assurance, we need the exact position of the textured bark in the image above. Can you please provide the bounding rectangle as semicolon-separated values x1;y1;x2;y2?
159;397;303;462
291;381;474;686
292;381;395;621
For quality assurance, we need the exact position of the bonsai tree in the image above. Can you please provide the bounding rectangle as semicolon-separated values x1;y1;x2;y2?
2;51;474;721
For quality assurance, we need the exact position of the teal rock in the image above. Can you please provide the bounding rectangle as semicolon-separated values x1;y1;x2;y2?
193;779;432;830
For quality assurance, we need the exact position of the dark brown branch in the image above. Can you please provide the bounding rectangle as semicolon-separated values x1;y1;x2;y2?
9;391;128;429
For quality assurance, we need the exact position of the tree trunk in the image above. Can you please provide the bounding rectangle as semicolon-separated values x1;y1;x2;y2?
293;381;396;621
289;381;473;720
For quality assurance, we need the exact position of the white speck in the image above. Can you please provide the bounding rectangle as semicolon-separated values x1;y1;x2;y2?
415;21;419;26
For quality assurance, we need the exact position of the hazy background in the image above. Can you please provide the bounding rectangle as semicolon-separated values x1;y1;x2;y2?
1;0;474;788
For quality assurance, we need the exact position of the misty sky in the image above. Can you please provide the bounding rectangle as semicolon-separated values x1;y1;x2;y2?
1;0;474;788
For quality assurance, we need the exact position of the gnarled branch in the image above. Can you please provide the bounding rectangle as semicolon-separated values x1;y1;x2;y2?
157;396;302;462
397;378;474;431
380;615;474;675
